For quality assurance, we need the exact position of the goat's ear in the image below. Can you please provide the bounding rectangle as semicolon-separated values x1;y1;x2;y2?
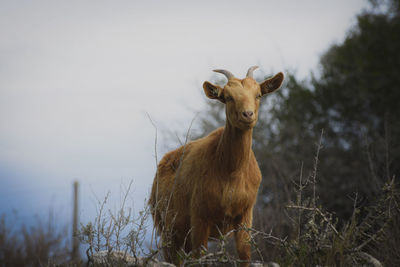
260;72;284;95
203;81;225;103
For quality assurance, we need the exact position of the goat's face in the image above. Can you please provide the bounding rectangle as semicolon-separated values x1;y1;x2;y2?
203;68;284;130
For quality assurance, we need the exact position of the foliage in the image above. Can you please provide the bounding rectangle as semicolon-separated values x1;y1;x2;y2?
0;211;74;267
276;134;399;266
267;0;400;217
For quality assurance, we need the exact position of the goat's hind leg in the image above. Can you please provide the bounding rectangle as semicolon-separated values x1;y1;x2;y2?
162;232;185;266
191;216;210;258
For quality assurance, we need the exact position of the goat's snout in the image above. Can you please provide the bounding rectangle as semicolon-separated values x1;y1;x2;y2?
242;111;254;120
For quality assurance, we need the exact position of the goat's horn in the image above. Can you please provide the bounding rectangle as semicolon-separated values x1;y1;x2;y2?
246;66;259;78
213;69;235;80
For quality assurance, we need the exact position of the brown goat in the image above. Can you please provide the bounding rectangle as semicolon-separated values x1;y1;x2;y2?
149;66;284;266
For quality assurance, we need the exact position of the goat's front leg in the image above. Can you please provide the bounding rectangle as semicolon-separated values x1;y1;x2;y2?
235;209;253;267
191;214;210;259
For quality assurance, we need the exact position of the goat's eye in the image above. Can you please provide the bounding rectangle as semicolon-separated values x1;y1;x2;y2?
225;96;233;102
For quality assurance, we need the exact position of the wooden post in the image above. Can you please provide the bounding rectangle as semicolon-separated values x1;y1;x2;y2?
72;180;80;261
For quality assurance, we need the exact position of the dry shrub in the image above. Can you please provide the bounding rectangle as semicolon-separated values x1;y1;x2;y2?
0;211;73;267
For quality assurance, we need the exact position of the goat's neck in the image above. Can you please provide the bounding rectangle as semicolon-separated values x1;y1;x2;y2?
216;122;253;174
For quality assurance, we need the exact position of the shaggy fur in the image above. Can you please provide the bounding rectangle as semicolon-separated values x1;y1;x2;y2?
149;69;284;266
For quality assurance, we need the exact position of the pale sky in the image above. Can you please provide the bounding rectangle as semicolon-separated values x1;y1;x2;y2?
0;0;367;226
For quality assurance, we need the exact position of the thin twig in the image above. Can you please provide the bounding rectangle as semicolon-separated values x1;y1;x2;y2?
286;205;343;240
146;112;159;248
312;129;324;212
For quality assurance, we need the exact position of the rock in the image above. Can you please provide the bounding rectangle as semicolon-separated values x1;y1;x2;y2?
92;251;134;265
250;262;280;267
92;250;281;267
92;250;176;267
352;252;383;267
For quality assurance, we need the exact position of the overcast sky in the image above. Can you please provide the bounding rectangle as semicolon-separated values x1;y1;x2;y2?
0;0;367;226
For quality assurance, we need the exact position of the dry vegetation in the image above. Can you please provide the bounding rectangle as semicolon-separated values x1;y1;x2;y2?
76;129;399;267
0;211;75;266
0;128;398;267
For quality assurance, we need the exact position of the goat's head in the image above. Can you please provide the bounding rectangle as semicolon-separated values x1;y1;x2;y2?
203;66;284;130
